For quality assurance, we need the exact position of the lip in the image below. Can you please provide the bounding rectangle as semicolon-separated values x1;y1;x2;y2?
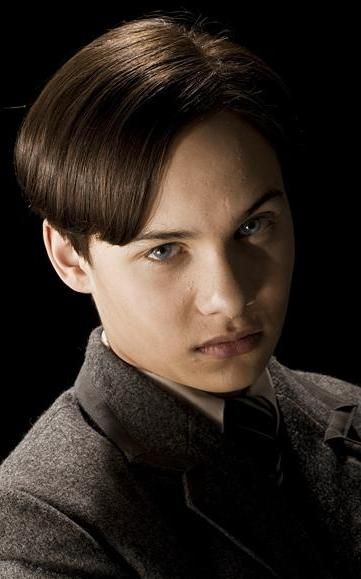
197;329;262;348
196;332;263;359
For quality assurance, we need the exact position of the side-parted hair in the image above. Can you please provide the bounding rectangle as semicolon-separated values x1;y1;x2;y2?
14;11;301;265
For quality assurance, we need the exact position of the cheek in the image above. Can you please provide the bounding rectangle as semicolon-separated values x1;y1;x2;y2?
281;218;296;268
126;273;186;317
260;252;294;317
271;225;295;286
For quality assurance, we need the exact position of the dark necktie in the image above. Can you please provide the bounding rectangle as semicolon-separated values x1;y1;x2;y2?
223;394;284;487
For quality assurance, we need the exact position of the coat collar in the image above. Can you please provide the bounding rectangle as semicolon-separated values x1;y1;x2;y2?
74;325;360;470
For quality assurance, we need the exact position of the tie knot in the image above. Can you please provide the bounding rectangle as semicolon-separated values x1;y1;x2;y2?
223;394;283;486
223;394;278;443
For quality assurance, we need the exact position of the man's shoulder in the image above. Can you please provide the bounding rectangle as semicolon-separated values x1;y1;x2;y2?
1;388;77;469
0;387;132;576
269;355;360;404
0;386;129;499
268;356;361;464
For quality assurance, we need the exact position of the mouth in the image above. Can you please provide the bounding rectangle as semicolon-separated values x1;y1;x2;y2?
195;331;263;359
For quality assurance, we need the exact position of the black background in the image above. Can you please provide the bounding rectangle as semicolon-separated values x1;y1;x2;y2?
1;3;360;461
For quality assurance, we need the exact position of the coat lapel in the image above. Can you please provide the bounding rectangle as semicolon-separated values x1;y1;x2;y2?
268;357;361;577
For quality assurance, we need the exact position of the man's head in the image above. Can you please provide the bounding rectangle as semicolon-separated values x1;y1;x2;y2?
43;110;295;393
14;13;298;392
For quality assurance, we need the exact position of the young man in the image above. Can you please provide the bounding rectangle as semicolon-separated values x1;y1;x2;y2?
1;12;360;579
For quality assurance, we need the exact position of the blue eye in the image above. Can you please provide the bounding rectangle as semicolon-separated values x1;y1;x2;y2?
145;214;275;265
147;244;178;263
238;216;266;236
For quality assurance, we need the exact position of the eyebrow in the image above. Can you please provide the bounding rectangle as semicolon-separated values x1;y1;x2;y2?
132;188;285;243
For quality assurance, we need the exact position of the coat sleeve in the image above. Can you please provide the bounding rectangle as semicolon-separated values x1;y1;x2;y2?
0;487;138;578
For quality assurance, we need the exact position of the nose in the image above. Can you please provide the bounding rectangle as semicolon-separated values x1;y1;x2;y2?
195;250;257;318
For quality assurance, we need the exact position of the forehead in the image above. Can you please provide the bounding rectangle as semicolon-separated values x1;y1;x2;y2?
148;111;283;225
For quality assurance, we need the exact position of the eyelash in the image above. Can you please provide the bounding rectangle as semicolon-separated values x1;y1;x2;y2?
144;212;277;266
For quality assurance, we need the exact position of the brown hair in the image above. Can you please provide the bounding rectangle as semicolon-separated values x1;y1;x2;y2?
14;10;301;265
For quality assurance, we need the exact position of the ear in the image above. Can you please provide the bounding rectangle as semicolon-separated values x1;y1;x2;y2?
42;219;92;294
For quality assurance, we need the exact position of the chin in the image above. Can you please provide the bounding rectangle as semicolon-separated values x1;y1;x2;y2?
193;362;263;394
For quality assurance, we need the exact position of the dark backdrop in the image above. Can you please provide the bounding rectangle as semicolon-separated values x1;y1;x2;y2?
1;3;359;461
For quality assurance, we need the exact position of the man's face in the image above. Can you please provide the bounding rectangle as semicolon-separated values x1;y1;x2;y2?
84;111;295;393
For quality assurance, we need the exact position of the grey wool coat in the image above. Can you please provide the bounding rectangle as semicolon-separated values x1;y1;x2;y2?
0;326;360;579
